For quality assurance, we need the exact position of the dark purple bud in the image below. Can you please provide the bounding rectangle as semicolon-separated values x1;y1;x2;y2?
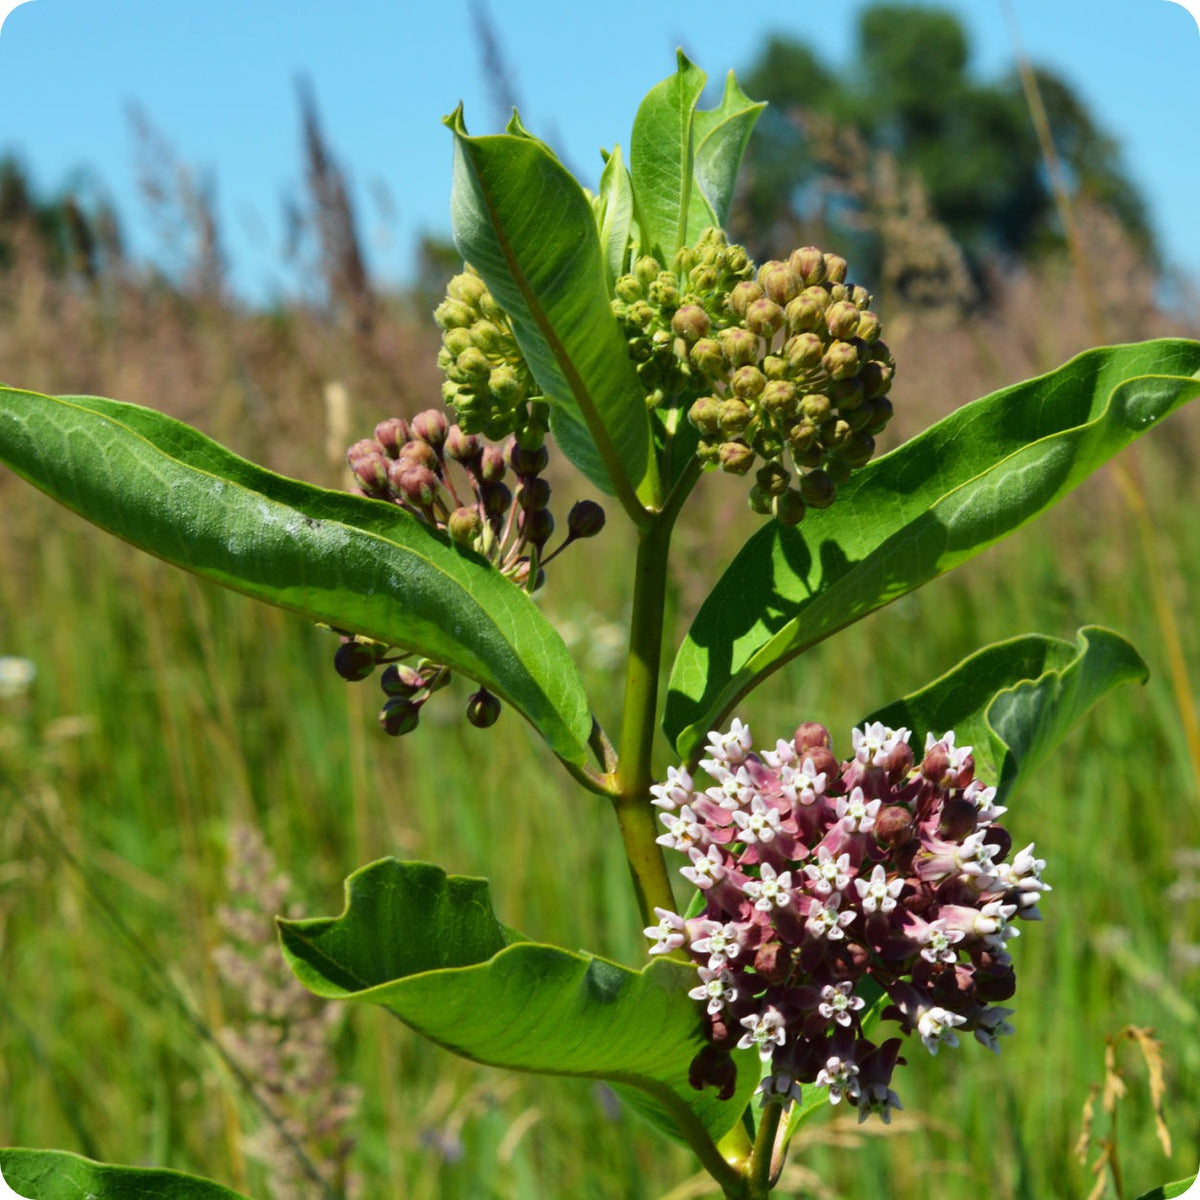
506;440;550;477
380;663;426;697
865;396;895;435
771;488;806;526
567;500;606;539
755;461;791;497
798;469;836;509
518;476;552;511
874;805;915;849
519;507;555;547
939;797;979;841
334;640;379;682
481;480;513;517
374;418;409;457
921;743;951;784
688;1045;738;1101
983;825;1013;862
379;697;421;736
465;688;502;729
976;959;1017;1002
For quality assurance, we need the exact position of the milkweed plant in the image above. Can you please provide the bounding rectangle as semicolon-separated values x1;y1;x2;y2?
2;54;1199;1200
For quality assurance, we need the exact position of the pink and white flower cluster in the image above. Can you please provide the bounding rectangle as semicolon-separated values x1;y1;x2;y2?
645;718;1049;1121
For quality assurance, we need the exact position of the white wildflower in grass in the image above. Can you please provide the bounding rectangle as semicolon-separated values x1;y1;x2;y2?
0;656;36;699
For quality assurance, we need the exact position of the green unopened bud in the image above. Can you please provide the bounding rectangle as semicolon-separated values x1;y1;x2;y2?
448;506;483;546
671;303;710;343
648;272;680;309
466;687;502;729
728;280;764;318
761;355;788;381
825;300;861;340
745;297;784;338
789;246;826;286
379;696;421;736
689;264;719;292
854;310;882;344
717;397;752;437
822;340;861;380
696;438;721;467
688;395;721;436
567;499;606;539
747;484;773;515
435;298;474;330
718;440;756;475
823;253;848;284
725;244;751;276
851;285;871;309
634;255;662;288
614;274;642;303
334;640;379;682
719;327;759;368
479;292;506;323
448;272;487;307
488;364;527;408
784;291;827;335
731;365;766;401
672;245;697;275
771;488;806;526
452;346;491;383
798;468;836;509
799;393;833;423
758;260;801;306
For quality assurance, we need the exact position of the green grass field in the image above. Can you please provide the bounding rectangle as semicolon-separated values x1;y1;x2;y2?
2;388;1198;1198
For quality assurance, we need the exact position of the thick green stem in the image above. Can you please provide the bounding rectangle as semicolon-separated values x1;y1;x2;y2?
746;1102;784;1197
612;511;679;924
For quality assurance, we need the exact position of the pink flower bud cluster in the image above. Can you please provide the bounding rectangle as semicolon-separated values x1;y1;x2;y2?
645;719;1050;1122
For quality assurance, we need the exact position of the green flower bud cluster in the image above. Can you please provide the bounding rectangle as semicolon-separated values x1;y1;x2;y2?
435;267;546;442
610;227;755;409
685;245;896;526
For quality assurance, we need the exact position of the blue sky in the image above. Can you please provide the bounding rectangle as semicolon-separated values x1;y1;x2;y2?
1;0;1197;303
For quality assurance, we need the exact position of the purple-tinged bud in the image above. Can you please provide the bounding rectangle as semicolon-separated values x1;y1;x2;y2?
975;958;1017;1002
789;246;827;285
347;442;390;494
851;285;871;309
823;253;848;283
374;418;409;457
410;409;449;448
481;480;512;517
825;300;861;340
717;398;752;437
398;466;439;509
771;488;806;526
761;379;798;419
380;663;426;696
506;440;550;477
719;327;759;368
479;445;507;483
921;743;951;784
671;303;711;343
690;338;724;377
822;340;861;381
786;419;820;456
731;365;766;401
444;425;482;464
447;506;483;546
397;439;440;472
334;640;379;682
758;260;802;305
718;440;756;475
518;476;552;511
874;805;915;849
688;396;722;436
466;687;502;729
379;697;421;736
785;332;824;371
745;297;784;339
795;722;832;754
798;469;836;509
728;279;764;318
567;499;606;539
509;557;546;590
784;294;825;337
840;431;875;468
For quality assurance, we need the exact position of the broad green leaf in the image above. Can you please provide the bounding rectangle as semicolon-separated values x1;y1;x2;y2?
0;389;594;765
629;49;708;258
1135;1177;1198;1200
0;1149;251;1200
665;338;1200;760
445;107;654;505
686;71;766;243
595;144;634;291
867;626;1147;801
279;858;759;1148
